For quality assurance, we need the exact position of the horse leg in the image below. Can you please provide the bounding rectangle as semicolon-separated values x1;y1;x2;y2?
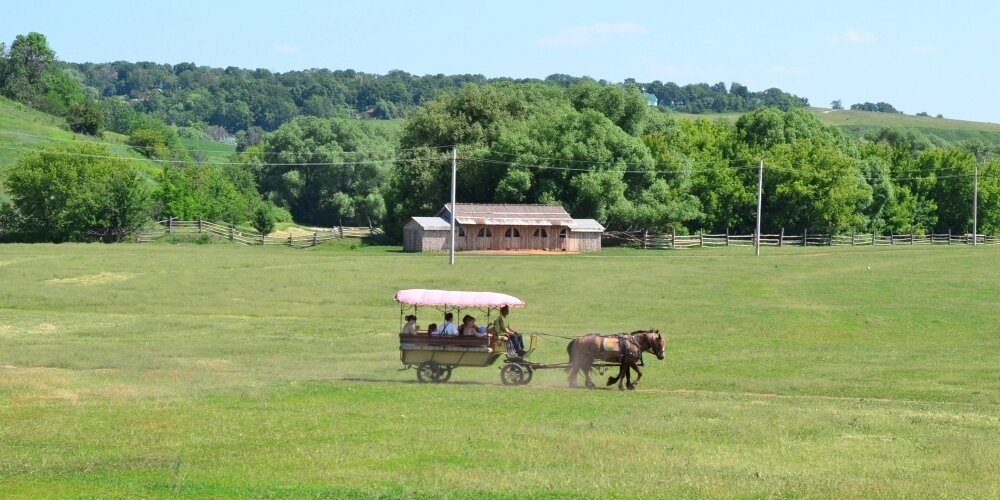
628;365;642;390
583;359;595;389
568;365;579;387
607;366;623;387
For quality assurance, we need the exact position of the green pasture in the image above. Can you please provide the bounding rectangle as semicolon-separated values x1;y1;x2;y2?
676;107;1000;145
179;137;236;163
0;97;156;200
1;244;998;497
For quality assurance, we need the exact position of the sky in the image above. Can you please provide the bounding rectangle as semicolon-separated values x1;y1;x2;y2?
3;0;999;122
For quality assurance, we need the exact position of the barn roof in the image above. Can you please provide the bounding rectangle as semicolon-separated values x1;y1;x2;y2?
407;217;450;231
568;219;605;233
439;203;574;226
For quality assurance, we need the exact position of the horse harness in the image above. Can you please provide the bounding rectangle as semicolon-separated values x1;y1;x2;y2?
616;333;644;364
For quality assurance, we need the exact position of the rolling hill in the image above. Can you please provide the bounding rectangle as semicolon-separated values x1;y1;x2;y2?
675;107;1000;145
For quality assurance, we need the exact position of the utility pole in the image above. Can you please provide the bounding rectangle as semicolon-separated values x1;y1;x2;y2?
449;147;457;265
973;161;979;247
755;159;763;256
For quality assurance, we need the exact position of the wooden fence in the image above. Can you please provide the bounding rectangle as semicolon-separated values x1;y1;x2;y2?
605;230;999;250
135;218;381;248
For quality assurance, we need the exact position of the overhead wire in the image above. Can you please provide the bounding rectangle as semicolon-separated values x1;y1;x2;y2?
0;129;455;157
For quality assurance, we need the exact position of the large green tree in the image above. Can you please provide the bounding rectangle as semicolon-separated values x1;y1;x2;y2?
256;116;395;225
1;144;152;242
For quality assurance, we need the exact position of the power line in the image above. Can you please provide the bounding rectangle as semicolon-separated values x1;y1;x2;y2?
0;129;454;157
0;144;436;167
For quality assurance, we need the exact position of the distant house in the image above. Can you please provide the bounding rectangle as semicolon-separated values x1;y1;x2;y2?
402;204;605;253
642;92;659;107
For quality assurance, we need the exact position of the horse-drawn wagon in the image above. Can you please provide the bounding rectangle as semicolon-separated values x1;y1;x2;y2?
396;289;538;385
395;289;666;388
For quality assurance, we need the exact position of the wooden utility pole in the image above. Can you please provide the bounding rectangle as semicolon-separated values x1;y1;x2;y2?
755;160;763;256
449;147;457;265
973;162;979;247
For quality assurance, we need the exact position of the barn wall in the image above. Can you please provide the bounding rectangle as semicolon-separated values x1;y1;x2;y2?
574;232;602;251
455;225;568;251
421;230;449;252
402;223;422;252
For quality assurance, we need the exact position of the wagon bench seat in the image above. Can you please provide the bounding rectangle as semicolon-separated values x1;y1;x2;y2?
399;334;493;352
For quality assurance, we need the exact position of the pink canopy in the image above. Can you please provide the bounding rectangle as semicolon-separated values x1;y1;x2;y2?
394;289;525;308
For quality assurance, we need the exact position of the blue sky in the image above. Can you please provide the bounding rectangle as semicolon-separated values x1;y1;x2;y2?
4;0;999;122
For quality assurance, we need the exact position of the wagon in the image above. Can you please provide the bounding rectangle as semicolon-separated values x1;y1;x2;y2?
395;289;540;385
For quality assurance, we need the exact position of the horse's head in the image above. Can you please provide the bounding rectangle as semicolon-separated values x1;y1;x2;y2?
640;329;665;360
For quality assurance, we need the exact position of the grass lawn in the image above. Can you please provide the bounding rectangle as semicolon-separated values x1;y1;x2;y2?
0;244;998;496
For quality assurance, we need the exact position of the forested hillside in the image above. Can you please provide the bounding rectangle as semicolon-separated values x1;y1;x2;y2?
2;31;999;245
66;63;808;135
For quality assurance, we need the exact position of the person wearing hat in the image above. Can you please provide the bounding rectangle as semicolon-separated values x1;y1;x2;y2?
492;305;526;357
401;314;419;335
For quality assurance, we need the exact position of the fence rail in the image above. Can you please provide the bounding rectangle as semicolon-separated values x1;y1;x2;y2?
607;230;1000;250
135;218;382;247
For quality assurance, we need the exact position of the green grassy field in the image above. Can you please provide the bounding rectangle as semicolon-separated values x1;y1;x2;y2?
676;108;1000;145
179;137;236;163
1;244;998;497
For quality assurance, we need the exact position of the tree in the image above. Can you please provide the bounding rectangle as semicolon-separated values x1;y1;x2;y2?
2;144;152;242
764;139;872;233
66;100;104;135
255;116;395;225
831;100;843;110
251;200;277;235
0;32;56;104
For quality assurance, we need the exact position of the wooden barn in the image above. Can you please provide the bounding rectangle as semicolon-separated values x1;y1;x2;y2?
402;204;604;253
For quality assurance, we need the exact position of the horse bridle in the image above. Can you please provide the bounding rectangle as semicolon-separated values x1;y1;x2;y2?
643;332;665;359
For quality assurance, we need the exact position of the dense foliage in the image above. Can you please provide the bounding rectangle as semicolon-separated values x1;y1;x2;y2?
0;144;151;242
3;30;1000;245
0;33;104;135
66;61;807;136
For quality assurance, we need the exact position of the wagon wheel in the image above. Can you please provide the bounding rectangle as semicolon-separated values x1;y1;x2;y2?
417;361;440;383
500;363;528;386
523;365;534;385
417;361;452;383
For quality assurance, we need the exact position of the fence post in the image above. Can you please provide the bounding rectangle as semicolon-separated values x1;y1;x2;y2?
699;232;704;248
725;228;730;247
670;228;675;250
948;229;952;245
260;231;265;246
338;226;344;238
890;232;894;245
197;218;202;233
851;231;855;246
229;223;234;242
643;229;648;250
288;233;293;247
167;217;173;235
910;231;914;245
872;231;876;246
313;232;318;247
779;228;784;247
803;229;808;247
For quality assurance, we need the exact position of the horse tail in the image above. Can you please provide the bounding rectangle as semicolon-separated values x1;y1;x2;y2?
565;339;577;372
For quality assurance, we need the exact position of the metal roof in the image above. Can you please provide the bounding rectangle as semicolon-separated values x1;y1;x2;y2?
439;203;574;226
408;217;450;231
568;219;605;233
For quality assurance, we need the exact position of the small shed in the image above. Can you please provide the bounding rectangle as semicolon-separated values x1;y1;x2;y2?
403;203;605;252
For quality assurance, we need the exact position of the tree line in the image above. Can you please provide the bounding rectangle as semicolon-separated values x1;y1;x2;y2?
2;31;999;244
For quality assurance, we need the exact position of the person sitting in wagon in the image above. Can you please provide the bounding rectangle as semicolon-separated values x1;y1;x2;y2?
440;312;459;336
460;315;482;336
492;305;526;357
400;314;419;335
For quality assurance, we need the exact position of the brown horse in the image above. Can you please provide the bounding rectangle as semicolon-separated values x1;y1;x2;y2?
566;330;665;390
